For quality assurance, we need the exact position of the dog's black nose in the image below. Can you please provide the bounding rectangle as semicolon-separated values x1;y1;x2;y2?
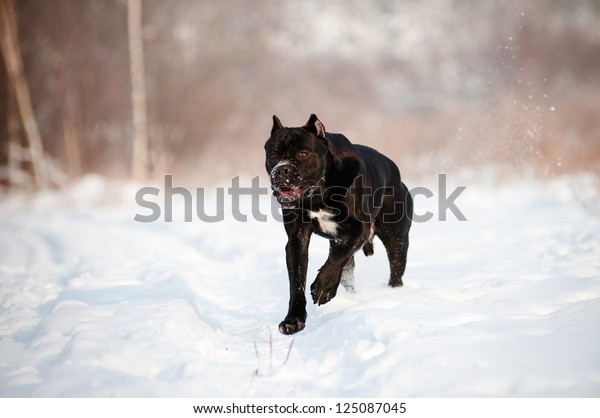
271;162;294;182
276;165;291;176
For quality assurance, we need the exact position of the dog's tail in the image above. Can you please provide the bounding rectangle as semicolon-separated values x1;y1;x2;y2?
363;223;375;256
363;239;374;256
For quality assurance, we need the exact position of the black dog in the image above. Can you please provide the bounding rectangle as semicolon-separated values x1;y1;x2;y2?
265;114;412;335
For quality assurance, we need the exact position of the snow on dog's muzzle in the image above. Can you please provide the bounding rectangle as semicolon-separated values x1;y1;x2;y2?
270;160;297;183
270;160;305;206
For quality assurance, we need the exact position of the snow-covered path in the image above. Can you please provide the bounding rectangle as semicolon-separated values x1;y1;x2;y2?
1;175;599;397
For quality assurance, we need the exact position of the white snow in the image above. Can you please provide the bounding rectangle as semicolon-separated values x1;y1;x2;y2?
1;174;599;397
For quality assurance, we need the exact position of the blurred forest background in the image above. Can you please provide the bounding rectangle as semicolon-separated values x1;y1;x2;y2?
1;0;599;189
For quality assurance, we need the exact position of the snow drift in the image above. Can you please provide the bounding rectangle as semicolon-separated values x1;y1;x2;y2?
0;174;599;397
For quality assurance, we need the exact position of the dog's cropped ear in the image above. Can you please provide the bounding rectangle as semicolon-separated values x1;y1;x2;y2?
271;115;284;135
303;114;326;138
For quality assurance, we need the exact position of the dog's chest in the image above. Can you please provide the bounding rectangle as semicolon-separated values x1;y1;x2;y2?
307;209;340;238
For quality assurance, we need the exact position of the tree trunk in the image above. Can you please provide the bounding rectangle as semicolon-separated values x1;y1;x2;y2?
128;0;149;182
61;87;82;178
6;84;20;184
0;0;47;188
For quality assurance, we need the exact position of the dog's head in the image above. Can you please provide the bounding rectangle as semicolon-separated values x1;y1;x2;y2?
264;114;332;208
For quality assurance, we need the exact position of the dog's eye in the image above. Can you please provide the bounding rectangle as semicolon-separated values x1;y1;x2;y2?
297;151;309;160
268;153;278;162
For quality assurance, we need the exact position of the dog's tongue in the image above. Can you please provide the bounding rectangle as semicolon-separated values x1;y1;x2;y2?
275;186;304;206
279;186;302;196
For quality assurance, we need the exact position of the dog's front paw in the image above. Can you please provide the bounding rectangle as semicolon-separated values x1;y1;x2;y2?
310;279;338;305
279;317;305;335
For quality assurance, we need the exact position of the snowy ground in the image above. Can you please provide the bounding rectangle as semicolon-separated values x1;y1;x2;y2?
1;173;599;397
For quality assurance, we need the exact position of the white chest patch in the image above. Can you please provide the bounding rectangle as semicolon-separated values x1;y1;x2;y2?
308;209;339;237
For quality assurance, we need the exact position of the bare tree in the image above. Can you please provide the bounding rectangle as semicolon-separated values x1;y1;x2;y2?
0;0;47;188
61;88;82;178
5;82;20;184
128;0;149;181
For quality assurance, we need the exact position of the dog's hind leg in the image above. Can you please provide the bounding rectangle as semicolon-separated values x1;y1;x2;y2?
340;254;356;294
329;240;356;293
376;184;412;287
377;225;409;287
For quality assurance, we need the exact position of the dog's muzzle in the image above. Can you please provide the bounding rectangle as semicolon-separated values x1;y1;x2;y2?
270;160;305;207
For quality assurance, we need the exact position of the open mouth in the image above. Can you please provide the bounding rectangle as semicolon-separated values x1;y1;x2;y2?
278;186;303;196
273;186;305;205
